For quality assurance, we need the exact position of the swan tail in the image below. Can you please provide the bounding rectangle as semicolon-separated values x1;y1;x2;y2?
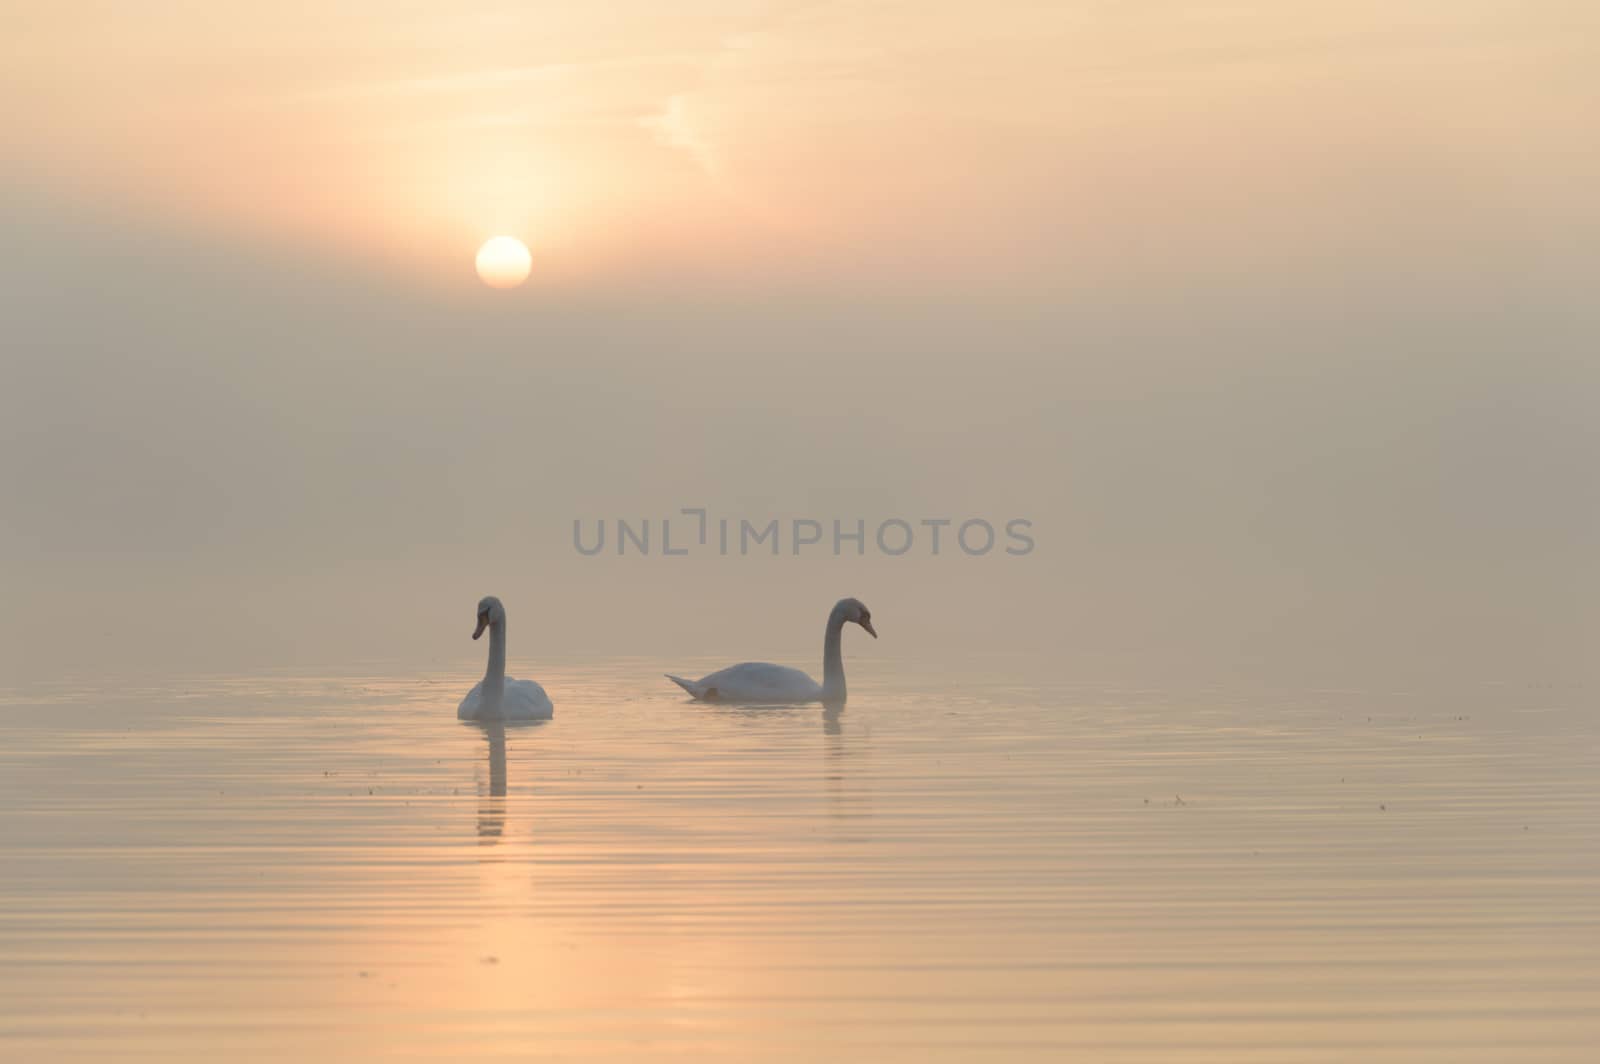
665;674;702;699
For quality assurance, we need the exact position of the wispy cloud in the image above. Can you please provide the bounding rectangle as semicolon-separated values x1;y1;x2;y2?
640;93;722;179
288;54;699;104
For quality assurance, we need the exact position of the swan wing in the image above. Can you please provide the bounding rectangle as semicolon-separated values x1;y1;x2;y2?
670;662;822;704
501;678;554;720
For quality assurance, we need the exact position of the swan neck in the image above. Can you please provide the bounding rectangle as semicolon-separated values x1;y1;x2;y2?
821;605;848;703
484;620;507;702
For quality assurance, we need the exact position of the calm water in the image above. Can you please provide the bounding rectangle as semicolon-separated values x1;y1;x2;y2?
0;660;1595;1061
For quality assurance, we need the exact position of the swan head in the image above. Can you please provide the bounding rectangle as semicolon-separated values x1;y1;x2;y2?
837;597;877;638
473;596;506;640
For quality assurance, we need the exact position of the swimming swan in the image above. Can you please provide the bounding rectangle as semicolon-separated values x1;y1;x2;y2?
666;597;876;705
458;596;554;721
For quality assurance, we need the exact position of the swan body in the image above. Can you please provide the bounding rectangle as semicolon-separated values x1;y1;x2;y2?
458;595;554;722
458;677;552;721
666;597;876;705
666;663;823;703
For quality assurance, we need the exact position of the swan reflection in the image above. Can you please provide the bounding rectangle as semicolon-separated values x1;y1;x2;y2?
824;703;844;737
822;705;872;826
468;719;548;843
477;722;507;841
699;700;870;824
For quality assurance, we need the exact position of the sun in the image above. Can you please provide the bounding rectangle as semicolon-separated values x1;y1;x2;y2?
475;236;532;289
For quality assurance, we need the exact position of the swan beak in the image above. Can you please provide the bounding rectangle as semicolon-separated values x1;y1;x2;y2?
860;618;877;638
472;613;489;640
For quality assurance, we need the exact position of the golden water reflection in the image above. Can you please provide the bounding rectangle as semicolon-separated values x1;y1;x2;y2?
0;663;1595;1060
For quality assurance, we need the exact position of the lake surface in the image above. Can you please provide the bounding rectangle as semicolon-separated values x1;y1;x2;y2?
1;660;1595;1061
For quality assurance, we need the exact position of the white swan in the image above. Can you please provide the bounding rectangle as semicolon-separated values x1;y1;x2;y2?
666;597;876;705
458;596;554;722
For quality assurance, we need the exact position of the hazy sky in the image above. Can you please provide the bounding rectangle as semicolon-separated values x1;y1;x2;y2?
3;2;1596;684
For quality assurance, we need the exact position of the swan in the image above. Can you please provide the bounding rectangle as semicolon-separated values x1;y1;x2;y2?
666;597;876;705
457;596;554;721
